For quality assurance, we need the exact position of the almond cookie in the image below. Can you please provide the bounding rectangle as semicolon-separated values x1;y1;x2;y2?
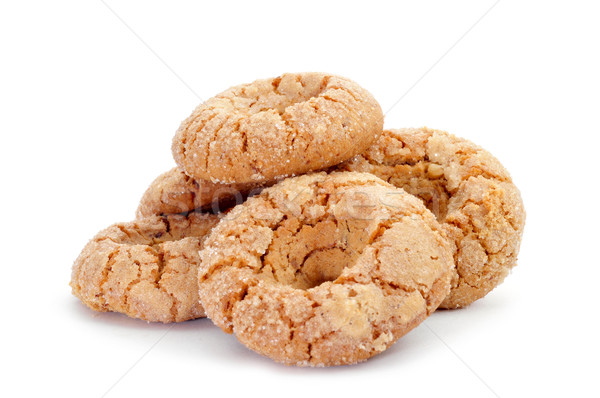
136;167;269;218
172;72;383;184
70;212;219;323
338;127;526;308
198;172;453;366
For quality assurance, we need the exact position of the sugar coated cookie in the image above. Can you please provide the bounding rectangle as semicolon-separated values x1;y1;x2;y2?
71;212;219;323
198;172;453;366
136;167;268;218
172;72;383;184
338;127;526;308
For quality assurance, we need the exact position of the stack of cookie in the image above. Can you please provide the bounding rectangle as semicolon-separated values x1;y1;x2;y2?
71;73;525;366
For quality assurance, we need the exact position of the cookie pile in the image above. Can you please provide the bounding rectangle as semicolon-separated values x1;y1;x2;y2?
71;72;525;366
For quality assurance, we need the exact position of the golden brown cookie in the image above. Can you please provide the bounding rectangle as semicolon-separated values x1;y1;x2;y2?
337;127;526;308
172;72;383;184
136;167;269;218
198;172;453;366
70;212;219;323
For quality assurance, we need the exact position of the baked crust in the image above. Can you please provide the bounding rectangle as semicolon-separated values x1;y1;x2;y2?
338;127;526;308
71;212;219;323
198;172;453;366
172;73;383;183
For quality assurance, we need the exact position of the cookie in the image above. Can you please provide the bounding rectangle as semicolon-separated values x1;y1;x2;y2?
337;127;526;308
172;72;383;184
198;172;453;366
70;212;219;323
136;167;269;218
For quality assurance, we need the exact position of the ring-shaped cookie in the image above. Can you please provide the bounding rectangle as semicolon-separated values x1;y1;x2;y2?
71;212;219;323
198;172;453;366
172;72;383;184
338;128;526;308
136;167;270;218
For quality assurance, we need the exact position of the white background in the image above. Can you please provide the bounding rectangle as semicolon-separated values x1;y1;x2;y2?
1;1;598;397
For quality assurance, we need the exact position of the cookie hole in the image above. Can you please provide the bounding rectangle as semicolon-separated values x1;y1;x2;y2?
260;215;375;290
299;247;348;289
238;74;331;116
388;162;450;221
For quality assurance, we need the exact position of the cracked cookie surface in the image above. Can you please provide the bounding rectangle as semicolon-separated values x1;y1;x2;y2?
136;167;270;217
70;212;219;323
198;172;453;366
172;72;383;184
337;127;526;308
